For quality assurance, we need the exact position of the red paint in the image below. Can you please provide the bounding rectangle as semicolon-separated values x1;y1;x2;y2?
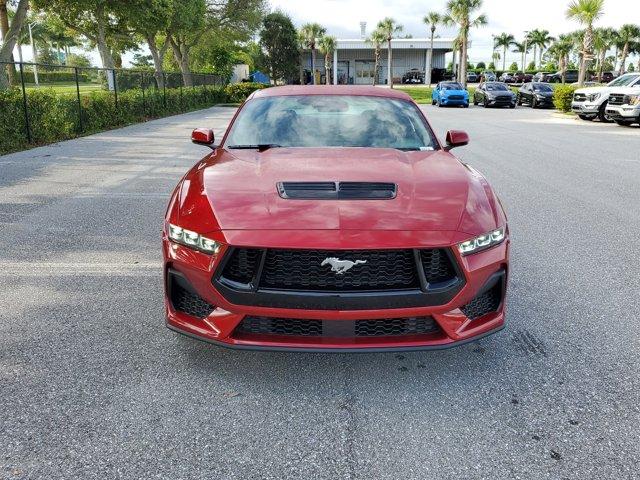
191;128;215;146
164;86;509;351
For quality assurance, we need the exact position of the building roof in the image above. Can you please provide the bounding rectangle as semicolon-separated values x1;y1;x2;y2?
335;38;461;50
251;85;412;101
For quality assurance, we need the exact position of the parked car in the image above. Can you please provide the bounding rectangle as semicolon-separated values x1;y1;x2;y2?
480;71;497;82
517;82;555;108
600;71;616;83
432;81;469;107
467;72;479;83
166;85;509;351
604;84;640;126
548;70;579;83
511;72;534;83
572;73;640;122
532;72;552;82
473;82;516;108
499;72;515;83
402;68;425;84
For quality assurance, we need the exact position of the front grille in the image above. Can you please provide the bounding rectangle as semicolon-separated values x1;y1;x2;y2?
260;249;419;291
608;94;626;106
448;95;464;100
495;95;512;102
235;316;440;338
573;93;587;102
215;248;464;310
461;282;502;320
170;276;215;318
221;248;262;284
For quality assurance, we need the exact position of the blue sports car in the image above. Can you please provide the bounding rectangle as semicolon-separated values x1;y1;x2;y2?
432;81;469;108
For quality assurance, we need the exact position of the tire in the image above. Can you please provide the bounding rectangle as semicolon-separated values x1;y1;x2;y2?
509;104;515;109
531;97;537;109
578;114;594;121
432;99;436;106
516;94;522;106
483;98;489;108
598;102;611;123
473;96;478;106
438;100;443;108
615;120;632;126
463;103;469;108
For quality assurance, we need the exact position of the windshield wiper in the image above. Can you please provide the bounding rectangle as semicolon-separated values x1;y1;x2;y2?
227;143;281;151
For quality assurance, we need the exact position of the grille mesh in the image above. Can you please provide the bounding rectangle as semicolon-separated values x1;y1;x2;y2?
260;249;419;291
420;249;457;284
222;248;262;284
608;94;626;106
461;283;502;320
235;316;440;338
171;282;215;318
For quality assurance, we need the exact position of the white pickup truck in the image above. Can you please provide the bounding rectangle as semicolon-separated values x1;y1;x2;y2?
605;87;640;126
571;73;640;122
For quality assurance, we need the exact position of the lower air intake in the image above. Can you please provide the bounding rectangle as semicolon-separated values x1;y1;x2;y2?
169;270;215;319
461;282;502;320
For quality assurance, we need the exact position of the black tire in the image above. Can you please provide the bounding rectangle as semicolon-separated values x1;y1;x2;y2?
463;103;469;108
615;120;632;126
483;98;489;108
473;95;478;106
531;97;537;109
432;99;436;106
509;104;516;109
578;114;594;121
516;94;522;106
437;100;443;108
598;102;611;123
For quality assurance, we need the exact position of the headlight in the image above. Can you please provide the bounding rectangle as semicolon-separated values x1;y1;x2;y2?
587;93;601;102
629;95;640;106
167;223;221;254
458;227;506;256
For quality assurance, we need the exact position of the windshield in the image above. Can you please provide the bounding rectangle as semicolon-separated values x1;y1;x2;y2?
225;95;437;151
533;84;553;92
486;83;508;91
607;74;640;87
441;83;463;90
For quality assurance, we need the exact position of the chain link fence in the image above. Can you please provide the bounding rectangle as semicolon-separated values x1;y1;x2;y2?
1;61;227;151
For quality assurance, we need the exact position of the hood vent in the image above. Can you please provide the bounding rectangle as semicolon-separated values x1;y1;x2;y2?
277;182;397;200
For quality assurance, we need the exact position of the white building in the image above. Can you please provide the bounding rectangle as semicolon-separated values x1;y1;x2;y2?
302;37;461;85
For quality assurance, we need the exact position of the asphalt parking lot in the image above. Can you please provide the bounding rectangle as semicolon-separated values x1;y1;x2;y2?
1;103;639;479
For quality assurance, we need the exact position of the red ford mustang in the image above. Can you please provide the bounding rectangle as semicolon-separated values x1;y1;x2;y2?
163;85;509;352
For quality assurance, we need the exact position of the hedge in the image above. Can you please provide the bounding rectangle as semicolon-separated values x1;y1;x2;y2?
20;71;91;84
0;82;267;155
552;85;578;112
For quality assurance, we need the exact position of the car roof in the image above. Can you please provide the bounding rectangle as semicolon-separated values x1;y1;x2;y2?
251;85;412;101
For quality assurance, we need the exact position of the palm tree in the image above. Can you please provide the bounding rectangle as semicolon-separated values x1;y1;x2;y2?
528;29;554;68
376;17;403;88
423;11;441;85
512;41;531;73
299;23;326;85
493;32;514;72
547;35;573;82
593;27;616;81
566;0;605;86
318;35;336;85
616;24;640;75
443;0;487;87
367;28;387;86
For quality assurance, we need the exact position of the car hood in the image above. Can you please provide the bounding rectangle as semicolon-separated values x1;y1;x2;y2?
442;89;468;95
575;86;621;95
535;90;554;97
606;87;640;94
176;147;498;236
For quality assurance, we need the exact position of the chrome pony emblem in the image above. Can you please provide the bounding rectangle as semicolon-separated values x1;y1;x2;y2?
321;257;367;275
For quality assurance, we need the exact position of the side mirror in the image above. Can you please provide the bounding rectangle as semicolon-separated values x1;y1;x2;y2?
444;130;469;151
191;128;215;148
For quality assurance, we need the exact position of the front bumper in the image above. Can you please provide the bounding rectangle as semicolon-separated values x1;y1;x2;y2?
571;102;600;114
163;233;509;352
605;105;640;121
440;97;469;106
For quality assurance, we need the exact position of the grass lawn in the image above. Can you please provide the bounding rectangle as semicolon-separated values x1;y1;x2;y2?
25;83;103;95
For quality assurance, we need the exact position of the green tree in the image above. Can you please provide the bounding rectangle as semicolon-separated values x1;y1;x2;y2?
566;0;605;86
487;61;496;70
593;27;616;80
423;11;441;85
547;35;573;82
476;61;485;69
443;0;487;87
367;27;386;86
528;29;554;68
299;22;325;85
0;0;29;88
493;32;514;72
318;34;336;85
259;11;299;84
66;53;92;68
377;17;403;88
509;62;518;71
616;24;639;75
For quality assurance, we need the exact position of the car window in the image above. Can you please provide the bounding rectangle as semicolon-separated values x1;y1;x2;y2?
486;83;508;91
533;84;552;92
607;74;640;87
441;83;463;90
225;95;437;151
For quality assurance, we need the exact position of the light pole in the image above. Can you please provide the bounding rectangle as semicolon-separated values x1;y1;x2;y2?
28;22;39;86
522;31;529;78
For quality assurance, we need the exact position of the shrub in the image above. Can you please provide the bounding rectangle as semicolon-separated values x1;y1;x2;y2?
0;83;264;154
553;84;577;112
223;82;268;103
20;71;91;84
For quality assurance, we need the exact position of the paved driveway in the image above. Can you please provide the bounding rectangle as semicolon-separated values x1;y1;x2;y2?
1;105;639;479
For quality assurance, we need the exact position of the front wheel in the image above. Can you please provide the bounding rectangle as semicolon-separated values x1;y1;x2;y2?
437;100;443;108
463;103;469;108
483;98;489;108
615;120;633;126
473;96;478;106
516;94;522;106
578;114;594;121
598;102;611;123
509;104;516;109
531;97;537;109
432;99;436;106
